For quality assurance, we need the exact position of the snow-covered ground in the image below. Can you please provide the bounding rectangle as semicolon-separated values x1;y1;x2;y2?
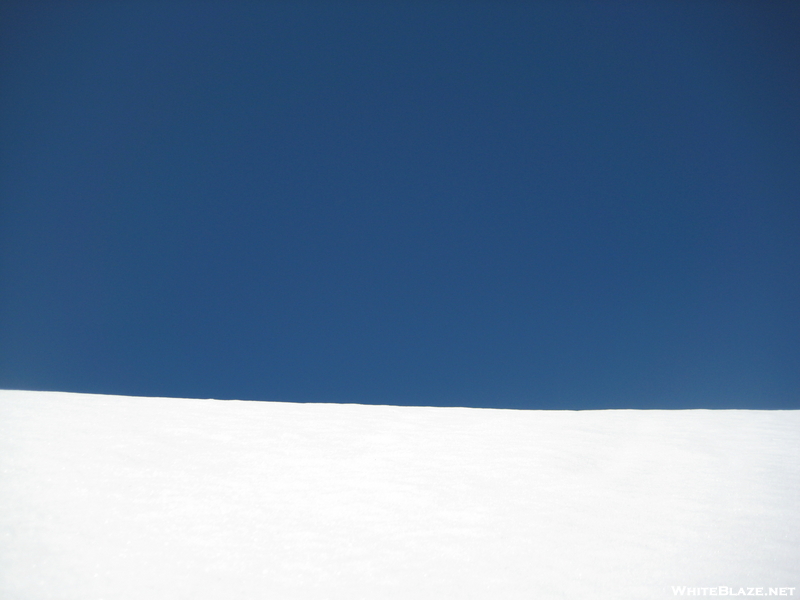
0;390;797;599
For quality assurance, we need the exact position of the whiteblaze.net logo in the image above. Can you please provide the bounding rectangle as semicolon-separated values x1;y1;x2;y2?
671;587;796;597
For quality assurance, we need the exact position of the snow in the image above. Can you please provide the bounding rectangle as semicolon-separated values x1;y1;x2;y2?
1;390;798;599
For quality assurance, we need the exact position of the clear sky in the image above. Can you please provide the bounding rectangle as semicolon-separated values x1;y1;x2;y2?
1;1;798;409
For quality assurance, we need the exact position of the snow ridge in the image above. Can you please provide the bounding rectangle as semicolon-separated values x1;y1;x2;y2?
1;390;798;599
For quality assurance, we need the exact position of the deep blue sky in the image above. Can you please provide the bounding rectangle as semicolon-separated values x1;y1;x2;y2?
1;1;798;408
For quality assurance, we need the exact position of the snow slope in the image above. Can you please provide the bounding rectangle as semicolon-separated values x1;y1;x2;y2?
1;390;797;599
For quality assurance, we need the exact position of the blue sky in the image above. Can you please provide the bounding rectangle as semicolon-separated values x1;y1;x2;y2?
1;1;798;408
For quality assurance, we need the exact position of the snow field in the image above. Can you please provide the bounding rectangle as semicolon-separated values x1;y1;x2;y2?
1;390;798;599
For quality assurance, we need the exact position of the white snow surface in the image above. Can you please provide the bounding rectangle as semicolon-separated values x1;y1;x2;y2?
0;390;798;599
